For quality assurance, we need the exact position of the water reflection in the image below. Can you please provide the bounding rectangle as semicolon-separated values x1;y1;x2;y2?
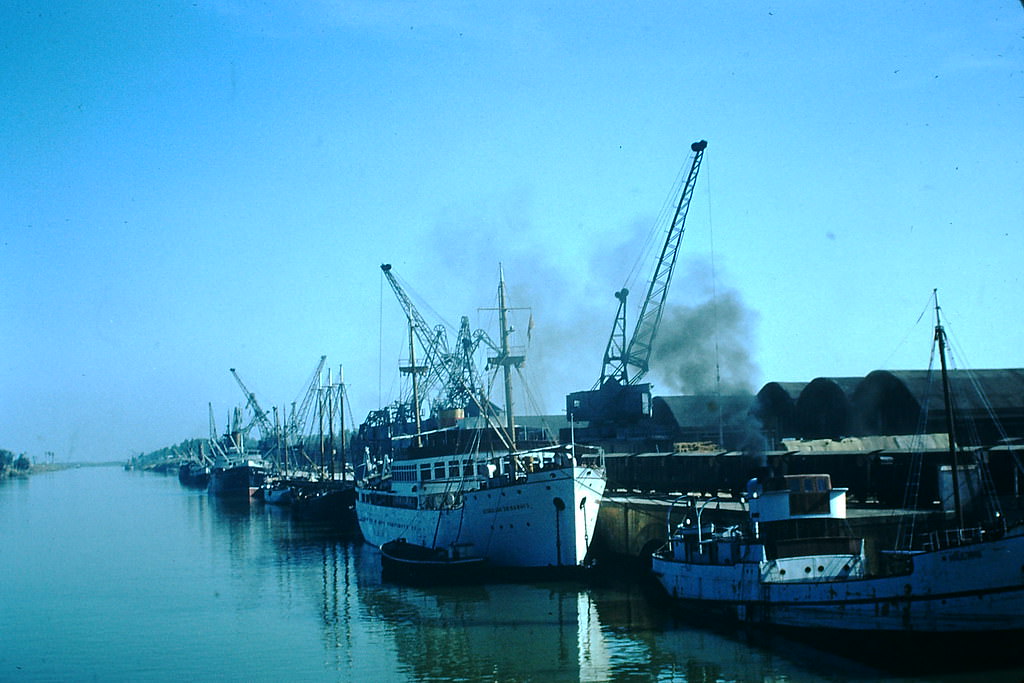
184;484;1007;683
316;547;866;683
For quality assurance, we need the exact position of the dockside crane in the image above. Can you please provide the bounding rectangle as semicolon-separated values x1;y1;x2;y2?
380;264;492;420
381;264;450;410
230;368;274;441
443;315;494;415
568;139;707;423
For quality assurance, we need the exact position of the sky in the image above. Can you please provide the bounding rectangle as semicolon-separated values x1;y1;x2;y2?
3;1;1023;462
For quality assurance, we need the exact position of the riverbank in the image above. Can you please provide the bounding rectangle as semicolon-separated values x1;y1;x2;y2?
1;461;122;479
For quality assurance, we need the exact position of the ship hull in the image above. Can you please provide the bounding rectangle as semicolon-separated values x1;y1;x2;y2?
178;463;210;489
357;465;605;570
652;532;1024;633
208;463;267;498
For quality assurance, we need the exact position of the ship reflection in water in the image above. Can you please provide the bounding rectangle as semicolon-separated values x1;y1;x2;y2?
191;486;1008;681
312;546;881;682
4;468;1017;682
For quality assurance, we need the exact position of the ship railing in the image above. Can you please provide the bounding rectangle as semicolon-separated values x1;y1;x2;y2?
920;525;986;551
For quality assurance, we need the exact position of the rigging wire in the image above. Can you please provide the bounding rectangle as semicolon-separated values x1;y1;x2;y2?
705;157;724;447
378;267;384;410
621;153;694;300
879;290;935;370
895;293;1013;550
896;349;936;550
940;312;1007;522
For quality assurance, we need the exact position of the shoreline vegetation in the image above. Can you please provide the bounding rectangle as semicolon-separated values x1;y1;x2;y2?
0;449;123;479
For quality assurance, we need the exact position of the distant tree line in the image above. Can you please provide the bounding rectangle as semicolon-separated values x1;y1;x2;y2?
129;438;210;470
0;449;32;477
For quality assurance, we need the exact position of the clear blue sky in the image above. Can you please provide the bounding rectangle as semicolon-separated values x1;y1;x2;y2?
3;2;1023;462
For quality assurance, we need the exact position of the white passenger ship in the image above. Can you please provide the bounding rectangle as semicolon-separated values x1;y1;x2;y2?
357;445;605;569
355;265;606;571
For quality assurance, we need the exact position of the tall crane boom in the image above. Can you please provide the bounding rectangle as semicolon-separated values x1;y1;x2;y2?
603;139;707;385
380;264;496;423
230;368;274;440
381;264;451;403
569;139;707;424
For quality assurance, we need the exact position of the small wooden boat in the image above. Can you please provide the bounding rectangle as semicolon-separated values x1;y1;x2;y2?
259;481;295;506
379;538;486;584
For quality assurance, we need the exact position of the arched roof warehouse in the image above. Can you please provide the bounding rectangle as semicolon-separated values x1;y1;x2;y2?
851;370;923;436
794;377;862;440
753;382;807;441
755;368;1024;445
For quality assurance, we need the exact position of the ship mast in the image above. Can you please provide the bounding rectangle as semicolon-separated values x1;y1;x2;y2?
401;317;425;448
498;266;516;450
338;366;347;480
486;264;526;462
934;290;964;530
327;367;336;480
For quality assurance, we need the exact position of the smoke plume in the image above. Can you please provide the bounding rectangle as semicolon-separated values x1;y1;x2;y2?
650;262;760;396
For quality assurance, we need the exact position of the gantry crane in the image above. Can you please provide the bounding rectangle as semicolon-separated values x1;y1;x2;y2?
568;139;707;423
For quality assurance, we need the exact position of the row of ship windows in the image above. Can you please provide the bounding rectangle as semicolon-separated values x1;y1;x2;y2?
391;460;495;483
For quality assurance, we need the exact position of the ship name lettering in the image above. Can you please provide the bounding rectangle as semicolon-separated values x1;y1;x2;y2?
482;503;531;514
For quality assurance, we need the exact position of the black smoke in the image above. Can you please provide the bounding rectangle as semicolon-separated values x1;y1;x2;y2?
650;261;760;396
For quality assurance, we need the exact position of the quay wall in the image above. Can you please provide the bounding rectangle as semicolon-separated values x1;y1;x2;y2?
593;494;747;559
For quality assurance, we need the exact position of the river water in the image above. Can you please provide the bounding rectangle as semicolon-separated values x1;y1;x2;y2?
1;466;1020;682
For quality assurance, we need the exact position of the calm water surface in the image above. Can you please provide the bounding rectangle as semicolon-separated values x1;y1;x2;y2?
2;466;1021;682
